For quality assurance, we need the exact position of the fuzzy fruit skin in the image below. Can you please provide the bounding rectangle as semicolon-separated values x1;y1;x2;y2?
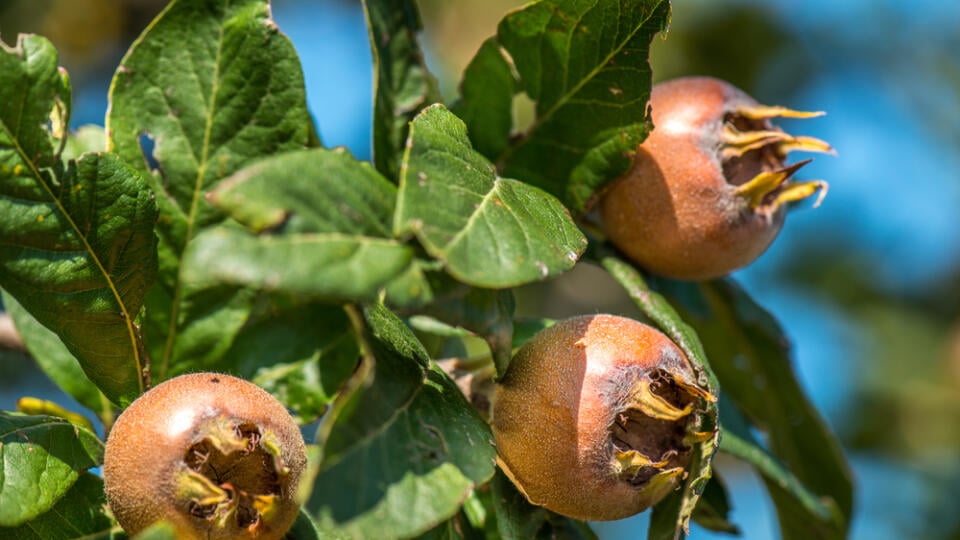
600;76;785;280
492;315;701;521
103;373;306;540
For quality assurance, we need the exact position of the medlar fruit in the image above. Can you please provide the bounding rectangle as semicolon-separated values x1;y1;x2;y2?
599;76;833;280
103;373;307;539
492;314;711;521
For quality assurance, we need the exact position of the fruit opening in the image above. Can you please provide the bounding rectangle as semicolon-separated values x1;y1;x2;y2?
720;112;784;188
179;419;285;531
610;369;696;487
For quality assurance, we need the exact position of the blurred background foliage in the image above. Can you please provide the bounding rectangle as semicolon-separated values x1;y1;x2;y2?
2;0;959;538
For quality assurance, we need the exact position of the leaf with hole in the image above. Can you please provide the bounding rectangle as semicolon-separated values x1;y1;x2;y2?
107;0;311;381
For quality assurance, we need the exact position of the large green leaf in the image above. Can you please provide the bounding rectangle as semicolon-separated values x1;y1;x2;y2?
656;278;853;539
364;0;441;181
182;227;414;304
456;0;670;211
599;254;719;540
0;152;158;407
0;413;104;527
106;0;310;381
0;473;113;539
320;303;429;457
182;148;425;305
1;35;157;406
1;36;158;404
308;305;496;539
2;293;110;419
395;105;586;288
207;148;397;236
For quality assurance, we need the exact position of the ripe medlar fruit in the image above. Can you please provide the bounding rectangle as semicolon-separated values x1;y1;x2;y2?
599;76;833;280
103;373;307;539
492;314;711;521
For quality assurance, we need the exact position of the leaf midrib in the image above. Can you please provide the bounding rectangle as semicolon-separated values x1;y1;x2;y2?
159;14;228;379
0;119;144;395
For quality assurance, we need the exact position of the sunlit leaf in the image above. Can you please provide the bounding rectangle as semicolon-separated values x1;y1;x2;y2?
0;413;104;526
207;148;395;236
183;227;414;304
1;34;158;404
452;38;516;160
107;0;311;381
395;105;586;288
0;473;113;539
456;0;671;212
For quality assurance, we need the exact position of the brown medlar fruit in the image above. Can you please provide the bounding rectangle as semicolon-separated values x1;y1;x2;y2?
103;373;306;539
492;314;711;521
599;76;833;280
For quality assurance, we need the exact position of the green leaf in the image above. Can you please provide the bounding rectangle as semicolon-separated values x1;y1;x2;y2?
599;254;719;539
384;258;436;308
0;473;113;539
720;427;841;536
182;148;427;306
451;37;516;160
131;521;177;540
0;412;104;526
0;34;67;168
1;122;157;407
395;105;586;288
490;470;597;540
416;274;515;378
656;278;853;539
207;148;397;236
216;303;359;424
490;469;547;539
321;303;429;456
308;306;496;539
2;293;111;418
285;509;325;540
107;0;310;381
1;35;158;406
457;0;670;212
364;0;441;180
182;227;414;304
143;283;255;379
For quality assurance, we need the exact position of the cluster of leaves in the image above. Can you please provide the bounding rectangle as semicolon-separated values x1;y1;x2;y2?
0;0;852;539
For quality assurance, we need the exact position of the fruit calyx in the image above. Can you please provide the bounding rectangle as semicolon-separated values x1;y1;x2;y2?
605;366;711;490
721;103;834;218
175;416;289;534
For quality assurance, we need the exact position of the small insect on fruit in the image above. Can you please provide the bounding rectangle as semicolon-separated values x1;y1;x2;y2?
103;373;307;540
599;76;833;280
492;315;714;521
